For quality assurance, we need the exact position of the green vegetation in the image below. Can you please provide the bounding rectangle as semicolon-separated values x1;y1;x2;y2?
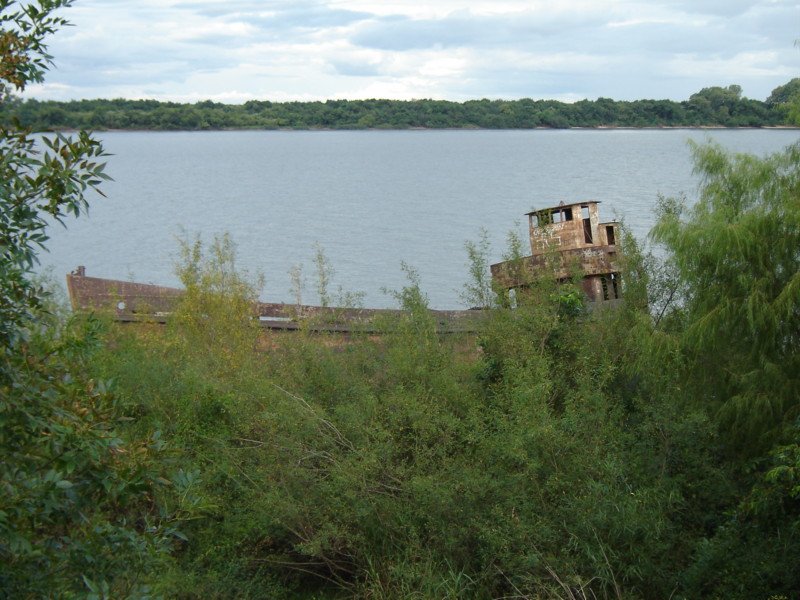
2;81;799;131
74;150;800;597
3;2;800;598
0;1;189;596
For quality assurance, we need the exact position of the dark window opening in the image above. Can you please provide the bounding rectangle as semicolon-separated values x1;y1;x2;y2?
534;208;574;228
600;276;609;301
583;218;593;244
552;208;573;223
610;273;619;299
606;225;616;245
581;206;593;243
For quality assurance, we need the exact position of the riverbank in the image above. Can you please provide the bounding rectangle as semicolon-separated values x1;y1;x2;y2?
42;124;800;133
6;86;796;131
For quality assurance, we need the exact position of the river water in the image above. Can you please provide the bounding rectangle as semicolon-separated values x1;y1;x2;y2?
41;129;799;309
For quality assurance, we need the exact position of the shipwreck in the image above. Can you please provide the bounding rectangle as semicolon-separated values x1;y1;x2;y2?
66;201;621;331
65;266;480;334
490;200;621;303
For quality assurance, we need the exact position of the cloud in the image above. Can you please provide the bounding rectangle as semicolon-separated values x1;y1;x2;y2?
661;0;761;17
22;0;800;103
168;21;260;43
256;5;373;29
172;0;373;35
666;50;795;80
350;9;608;51
329;59;383;77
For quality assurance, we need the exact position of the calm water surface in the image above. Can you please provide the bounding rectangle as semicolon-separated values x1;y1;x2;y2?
42;129;799;308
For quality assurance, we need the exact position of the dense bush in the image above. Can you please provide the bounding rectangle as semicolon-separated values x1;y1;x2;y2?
1;2;186;595
82;139;799;599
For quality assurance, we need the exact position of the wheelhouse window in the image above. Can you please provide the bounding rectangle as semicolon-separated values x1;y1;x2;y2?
582;205;593;244
606;225;616;245
535;207;573;226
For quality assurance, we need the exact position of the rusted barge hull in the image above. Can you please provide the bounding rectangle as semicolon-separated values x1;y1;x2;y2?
66;267;481;333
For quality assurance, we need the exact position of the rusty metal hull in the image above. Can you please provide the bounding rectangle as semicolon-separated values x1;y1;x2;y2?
490;245;619;287
65;267;481;333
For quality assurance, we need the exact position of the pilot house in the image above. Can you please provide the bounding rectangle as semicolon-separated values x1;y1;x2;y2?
490;201;621;303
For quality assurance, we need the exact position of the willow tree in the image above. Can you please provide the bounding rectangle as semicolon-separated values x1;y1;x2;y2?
651;141;800;449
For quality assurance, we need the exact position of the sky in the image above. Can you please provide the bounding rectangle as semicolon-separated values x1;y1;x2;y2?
25;0;800;104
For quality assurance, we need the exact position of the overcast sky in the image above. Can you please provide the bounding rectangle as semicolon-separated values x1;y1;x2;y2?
25;0;800;104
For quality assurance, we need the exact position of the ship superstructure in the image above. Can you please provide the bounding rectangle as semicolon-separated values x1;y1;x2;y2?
490;201;621;303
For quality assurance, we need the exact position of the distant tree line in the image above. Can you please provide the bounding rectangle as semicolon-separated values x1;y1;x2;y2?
3;80;799;131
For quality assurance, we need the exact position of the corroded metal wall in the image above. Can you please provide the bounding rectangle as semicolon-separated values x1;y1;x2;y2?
66;266;183;316
66;267;482;333
490;245;619;287
529;202;602;254
492;200;622;303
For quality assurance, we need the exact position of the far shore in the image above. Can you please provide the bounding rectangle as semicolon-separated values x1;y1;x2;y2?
47;124;800;134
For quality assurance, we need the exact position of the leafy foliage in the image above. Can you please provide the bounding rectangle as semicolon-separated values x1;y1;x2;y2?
0;128;108;343
0;314;179;596
1;2;180;595
0;0;70;99
87;142;800;598
651;141;800;448
85;233;712;598
0;0;109;345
